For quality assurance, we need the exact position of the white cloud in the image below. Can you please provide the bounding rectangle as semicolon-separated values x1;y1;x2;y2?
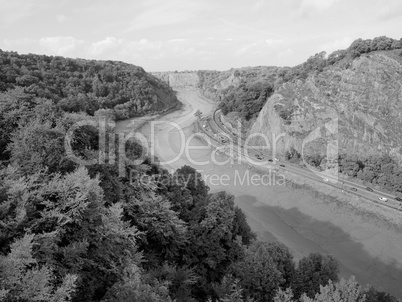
137;39;162;51
89;37;123;56
234;38;285;57
56;14;67;23
39;36;84;55
300;0;340;11
88;37;163;61
0;0;47;28
124;0;206;33
265;39;283;45
250;0;265;12
234;42;258;56
3;38;36;48
319;37;353;54
168;38;187;42
377;1;402;21
278;48;293;58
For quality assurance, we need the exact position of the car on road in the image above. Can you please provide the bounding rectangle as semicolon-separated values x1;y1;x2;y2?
323;178;329;182
365;187;374;192
395;197;402;202
350;187;357;192
280;164;285;167
378;197;388;202
268;159;273;162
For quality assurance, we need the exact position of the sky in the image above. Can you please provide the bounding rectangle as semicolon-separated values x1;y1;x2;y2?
0;0;401;72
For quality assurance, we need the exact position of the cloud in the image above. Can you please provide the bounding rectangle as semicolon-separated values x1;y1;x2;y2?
124;0;207;33
39;36;84;55
377;0;402;21
56;14;67;23
278;48;293;58
88;37;165;61
168;38;187;43
234;42;258;56
319;36;353;53
250;0;265;12
89;37;123;56
265;39;283;45
234;38;285;57
137;38;162;51
3;38;36;48
1;38;38;54
0;0;47;28
300;0;340;11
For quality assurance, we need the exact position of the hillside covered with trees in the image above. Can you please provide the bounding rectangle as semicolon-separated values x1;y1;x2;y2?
0;49;179;120
197;67;281;121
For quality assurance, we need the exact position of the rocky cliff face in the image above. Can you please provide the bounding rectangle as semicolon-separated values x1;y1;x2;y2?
151;72;199;89
249;52;402;161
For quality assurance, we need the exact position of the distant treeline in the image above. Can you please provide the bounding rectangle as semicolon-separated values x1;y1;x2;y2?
0;49;178;120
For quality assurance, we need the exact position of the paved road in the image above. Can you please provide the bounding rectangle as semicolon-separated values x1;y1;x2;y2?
201;108;402;212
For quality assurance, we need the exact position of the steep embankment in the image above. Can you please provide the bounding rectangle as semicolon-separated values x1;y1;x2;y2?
249;52;402;162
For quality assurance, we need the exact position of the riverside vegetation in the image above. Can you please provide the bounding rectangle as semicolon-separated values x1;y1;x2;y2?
0;47;400;301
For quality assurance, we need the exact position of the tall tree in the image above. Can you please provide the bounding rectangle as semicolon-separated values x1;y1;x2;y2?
230;241;283;302
0;234;77;302
293;253;339;299
300;276;365;302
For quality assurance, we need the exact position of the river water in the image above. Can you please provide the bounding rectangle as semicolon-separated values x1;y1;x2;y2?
117;89;402;298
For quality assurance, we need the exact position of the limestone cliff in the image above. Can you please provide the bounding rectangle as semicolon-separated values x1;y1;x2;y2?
249;52;402;161
151;72;199;89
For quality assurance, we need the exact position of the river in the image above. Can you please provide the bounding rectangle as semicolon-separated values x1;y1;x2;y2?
116;89;402;298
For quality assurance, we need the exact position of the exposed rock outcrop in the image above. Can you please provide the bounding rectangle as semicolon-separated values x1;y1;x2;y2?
151;72;199;89
249;53;402;162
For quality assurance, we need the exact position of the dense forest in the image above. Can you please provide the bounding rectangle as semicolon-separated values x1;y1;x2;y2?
219;81;274;121
0;49;178;120
0;52;400;301
299;152;402;195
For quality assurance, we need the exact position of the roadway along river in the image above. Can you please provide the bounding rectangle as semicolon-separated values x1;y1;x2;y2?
117;89;402;298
